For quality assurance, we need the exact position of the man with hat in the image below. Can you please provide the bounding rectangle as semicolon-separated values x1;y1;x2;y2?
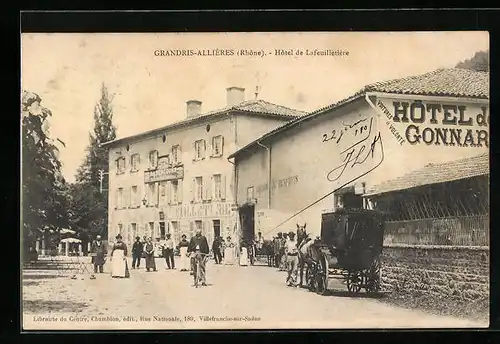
187;229;210;286
164;233;175;269
284;231;299;287
90;234;107;274
131;236;143;269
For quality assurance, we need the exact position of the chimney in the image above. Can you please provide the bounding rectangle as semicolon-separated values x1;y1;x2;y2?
226;87;245;107
186;100;202;119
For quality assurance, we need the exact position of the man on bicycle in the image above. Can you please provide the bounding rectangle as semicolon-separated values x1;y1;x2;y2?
187;229;210;286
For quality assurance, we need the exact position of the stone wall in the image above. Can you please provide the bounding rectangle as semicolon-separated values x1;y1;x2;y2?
381;244;489;303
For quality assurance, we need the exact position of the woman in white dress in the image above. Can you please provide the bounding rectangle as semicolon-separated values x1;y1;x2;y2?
111;234;130;278
239;240;249;267
223;236;236;265
177;234;190;271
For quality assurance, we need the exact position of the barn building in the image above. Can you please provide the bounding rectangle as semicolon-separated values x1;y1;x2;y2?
228;68;489;241
101;87;305;248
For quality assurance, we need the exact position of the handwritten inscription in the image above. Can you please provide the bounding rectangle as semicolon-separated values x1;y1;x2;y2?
327;132;384;183
322;117;371;144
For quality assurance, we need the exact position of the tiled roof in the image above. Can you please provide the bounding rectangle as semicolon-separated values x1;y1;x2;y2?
101;99;305;147
228;68;490;159
362;68;489;99
204;99;307;118
365;153;489;196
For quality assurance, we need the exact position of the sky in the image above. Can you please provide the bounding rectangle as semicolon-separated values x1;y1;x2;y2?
21;32;489;183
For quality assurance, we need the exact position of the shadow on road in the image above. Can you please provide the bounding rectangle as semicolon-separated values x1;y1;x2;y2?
297;285;388;299
23;300;89;313
23;273;65;280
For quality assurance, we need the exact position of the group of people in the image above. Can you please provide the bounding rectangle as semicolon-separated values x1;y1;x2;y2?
88;229;293;287
211;235;251;266
88;230;215;286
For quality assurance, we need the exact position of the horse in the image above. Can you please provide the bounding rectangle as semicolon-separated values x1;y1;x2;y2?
296;223;320;288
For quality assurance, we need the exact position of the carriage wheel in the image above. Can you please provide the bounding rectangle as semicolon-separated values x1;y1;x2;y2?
315;255;329;295
346;270;363;293
365;256;382;293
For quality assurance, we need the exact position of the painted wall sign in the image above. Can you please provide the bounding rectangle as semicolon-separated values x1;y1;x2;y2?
256;175;300;194
380;99;489;148
144;166;184;183
171;202;233;219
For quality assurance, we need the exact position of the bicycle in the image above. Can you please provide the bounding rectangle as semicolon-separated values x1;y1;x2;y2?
192;251;209;288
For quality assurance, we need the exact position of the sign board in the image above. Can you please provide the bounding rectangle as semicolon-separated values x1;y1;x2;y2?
144;166;184;183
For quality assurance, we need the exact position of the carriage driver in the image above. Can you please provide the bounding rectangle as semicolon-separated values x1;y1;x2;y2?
284;231;299;287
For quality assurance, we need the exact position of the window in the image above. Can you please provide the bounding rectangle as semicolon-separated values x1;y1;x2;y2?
130;154;140;172
148;222;155;238
172;145;181;164
148;150;158;169
118;223;123;237
159;182;167;206
213;174;222;200
247;186;255;202
194;139;206;160
117;187;124;208
116;157;126;174
172;180;179;204
212;135;224;157
131;186;138;207
195;177;203;202
148;183;158;206
130;223;137;243
171;221;180;244
195;220;203;232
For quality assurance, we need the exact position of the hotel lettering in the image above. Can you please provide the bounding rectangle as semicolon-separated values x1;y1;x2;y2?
392;101;489;148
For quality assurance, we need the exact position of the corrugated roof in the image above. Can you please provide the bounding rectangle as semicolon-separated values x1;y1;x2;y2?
228;68;490;159
101;99;306;147
365;153;489;197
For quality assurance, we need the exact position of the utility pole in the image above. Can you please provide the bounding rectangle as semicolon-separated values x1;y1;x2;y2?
99;169;109;193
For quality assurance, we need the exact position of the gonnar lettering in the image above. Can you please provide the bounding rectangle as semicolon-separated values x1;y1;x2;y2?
327;132;384;182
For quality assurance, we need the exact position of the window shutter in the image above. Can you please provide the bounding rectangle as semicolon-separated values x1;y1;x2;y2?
211;175;216;200
203;178;208;201
190;178;195;202
209;137;214;156
155;183;160;206
220;136;224;156
193;141;197;161
203;140;207;158
178;179;183;204
166;181;172;205
189;221;194;237
221;174;227;200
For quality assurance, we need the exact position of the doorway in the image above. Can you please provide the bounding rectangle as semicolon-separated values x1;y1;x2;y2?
239;204;255;241
213;220;221;238
159;222;166;237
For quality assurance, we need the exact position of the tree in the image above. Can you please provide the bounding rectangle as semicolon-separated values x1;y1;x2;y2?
69;83;116;242
455;50;489;72
22;90;69;248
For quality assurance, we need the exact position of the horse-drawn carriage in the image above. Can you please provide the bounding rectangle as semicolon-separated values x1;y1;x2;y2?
301;208;385;295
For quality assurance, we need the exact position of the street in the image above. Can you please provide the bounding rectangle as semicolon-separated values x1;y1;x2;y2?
22;257;487;330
